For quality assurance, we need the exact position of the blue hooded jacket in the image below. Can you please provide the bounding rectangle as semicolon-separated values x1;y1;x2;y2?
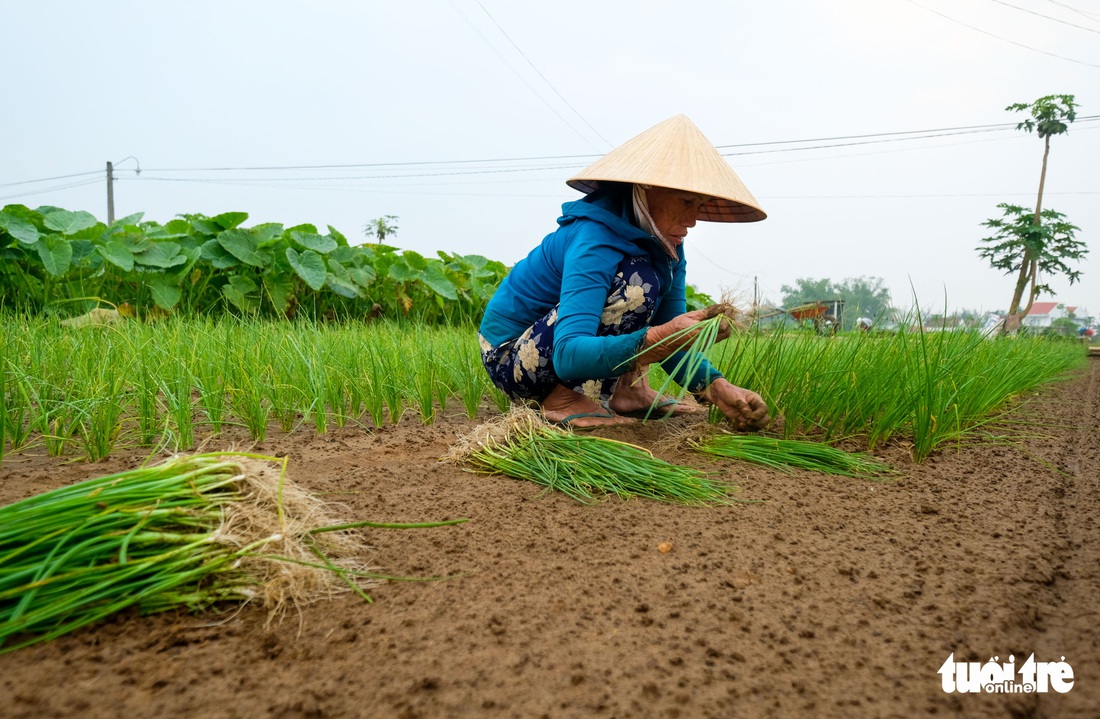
479;185;723;392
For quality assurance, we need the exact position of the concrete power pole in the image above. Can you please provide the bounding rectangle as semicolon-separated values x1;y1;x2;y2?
106;161;115;224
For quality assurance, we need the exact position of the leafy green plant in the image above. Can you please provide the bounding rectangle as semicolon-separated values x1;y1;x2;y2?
0;205;509;324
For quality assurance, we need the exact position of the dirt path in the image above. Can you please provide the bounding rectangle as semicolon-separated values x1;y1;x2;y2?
1;361;1097;718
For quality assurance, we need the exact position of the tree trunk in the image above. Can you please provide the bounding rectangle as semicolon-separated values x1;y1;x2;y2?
1005;134;1051;332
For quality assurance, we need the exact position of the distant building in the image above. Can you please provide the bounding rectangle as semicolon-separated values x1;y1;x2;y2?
1020;301;1064;329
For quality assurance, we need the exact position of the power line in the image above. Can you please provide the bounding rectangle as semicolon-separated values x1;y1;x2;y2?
130;163;584;183
0;177;102;202
445;0;605;152
758;191;1099;199
903;0;1100;68
987;0;1100;33
474;0;611;149
723;125;1019;156
130;117;1098;174
715;116;1099;150
0;169;103;188
1044;0;1100;23
4;116;1098;190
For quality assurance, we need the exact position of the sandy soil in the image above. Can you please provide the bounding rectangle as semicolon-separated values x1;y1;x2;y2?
1;360;1098;719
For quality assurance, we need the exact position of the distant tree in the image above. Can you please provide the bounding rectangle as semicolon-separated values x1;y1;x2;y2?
363;215;399;244
779;278;836;308
1000;94;1078;327
780;276;892;330
977;203;1086;317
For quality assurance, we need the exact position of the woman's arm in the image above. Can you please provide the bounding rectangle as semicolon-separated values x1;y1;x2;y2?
550;231;647;382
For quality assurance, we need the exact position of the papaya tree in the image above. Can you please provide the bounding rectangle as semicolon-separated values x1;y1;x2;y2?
1000;94;1078;328
977;203;1086;313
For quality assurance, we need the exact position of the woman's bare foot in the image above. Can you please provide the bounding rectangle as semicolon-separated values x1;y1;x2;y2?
540;384;636;428
607;368;699;417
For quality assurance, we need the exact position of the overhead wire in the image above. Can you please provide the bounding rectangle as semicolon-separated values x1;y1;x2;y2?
119;115;1094;174
4;118;1098;200
1044;0;1100;22
902;0;1100;68
0;177;102;202
474;0;611;149
0;169;104;188
987;0;1100;33
445;0;605;153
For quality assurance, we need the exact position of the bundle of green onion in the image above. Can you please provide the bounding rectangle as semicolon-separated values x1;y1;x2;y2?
0;452;373;655
691;432;893;479
621;308;740;419
453;416;736;505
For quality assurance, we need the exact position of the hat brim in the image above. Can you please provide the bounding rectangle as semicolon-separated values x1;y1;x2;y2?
566;114;767;223
566;178;766;223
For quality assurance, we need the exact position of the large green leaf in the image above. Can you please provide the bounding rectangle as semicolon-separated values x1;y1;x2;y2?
213;211;249;230
327;225;349;247
388;261;418;283
112;212;145;227
253;223;284;246
285;223;319;236
263;271;295;314
144;223;188;241
217;228;267;267
97;241;135;271
0;210;40;245
164;219;191;235
70;240;98;265
349;266;376;288
285;247;327;291
223;274;260;313
329;246;357;264
36;235;73;276
290;231;337;255
459;253;490;270
134;242;187;268
326;273;360;299
150;279;182;310
422;262;458;300
119;233;153;253
401;250;428;271
183;214;220;236
201;239;239;269
42;209;97;235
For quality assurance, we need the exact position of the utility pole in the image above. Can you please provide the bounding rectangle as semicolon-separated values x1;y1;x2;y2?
106;161;115;224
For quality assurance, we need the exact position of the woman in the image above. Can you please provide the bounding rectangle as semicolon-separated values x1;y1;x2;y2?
479;115;770;430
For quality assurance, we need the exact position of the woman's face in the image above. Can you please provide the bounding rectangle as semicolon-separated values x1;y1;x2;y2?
644;187;709;246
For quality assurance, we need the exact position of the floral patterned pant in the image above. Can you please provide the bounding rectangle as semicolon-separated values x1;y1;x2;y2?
479;256;660;403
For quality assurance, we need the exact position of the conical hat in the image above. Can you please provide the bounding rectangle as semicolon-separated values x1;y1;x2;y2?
567;114;766;223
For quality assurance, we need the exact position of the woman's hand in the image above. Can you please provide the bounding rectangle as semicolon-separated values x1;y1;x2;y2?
698;378;770;431
635;305;738;365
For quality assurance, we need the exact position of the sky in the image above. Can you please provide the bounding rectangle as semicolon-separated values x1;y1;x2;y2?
3;0;1098;319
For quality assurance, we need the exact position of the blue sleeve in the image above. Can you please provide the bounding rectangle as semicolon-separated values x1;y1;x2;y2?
654;252;724;392
551;227;648;382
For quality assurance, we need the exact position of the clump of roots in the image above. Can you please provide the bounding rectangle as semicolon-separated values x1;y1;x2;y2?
214;457;374;622
441;405;546;464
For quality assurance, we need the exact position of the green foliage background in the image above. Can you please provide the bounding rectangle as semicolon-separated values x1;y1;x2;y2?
0;205;508;323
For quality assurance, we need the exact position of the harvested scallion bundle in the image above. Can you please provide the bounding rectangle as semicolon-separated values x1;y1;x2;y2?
691;432;892;479
0;452;382;655
448;409;735;505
